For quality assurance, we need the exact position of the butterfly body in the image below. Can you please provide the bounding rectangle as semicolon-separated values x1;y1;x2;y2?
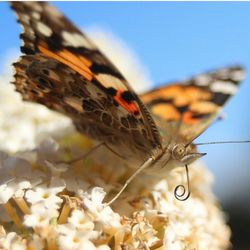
11;2;245;176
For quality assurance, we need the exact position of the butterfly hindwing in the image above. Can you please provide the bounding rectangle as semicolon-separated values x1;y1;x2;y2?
141;66;245;143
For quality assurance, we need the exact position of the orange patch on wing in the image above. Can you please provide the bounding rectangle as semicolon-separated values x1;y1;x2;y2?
182;101;219;125
38;42;93;81
185;86;211;101
151;103;181;121
182;111;201;125
114;90;139;114
142;85;212;107
173;87;211;106
141;85;182;103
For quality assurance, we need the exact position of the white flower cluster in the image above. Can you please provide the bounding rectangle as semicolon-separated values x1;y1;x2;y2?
0;100;231;249
0;138;162;250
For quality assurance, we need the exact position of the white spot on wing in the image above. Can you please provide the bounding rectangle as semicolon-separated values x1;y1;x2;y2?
64;97;84;113
194;74;211;86
96;73;126;90
20;38;25;47
32;12;41;20
87;27;152;93
62;31;93;49
231;69;245;81
37;22;53;37
210;81;238;95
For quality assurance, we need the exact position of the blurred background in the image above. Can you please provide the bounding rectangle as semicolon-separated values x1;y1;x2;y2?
0;2;250;249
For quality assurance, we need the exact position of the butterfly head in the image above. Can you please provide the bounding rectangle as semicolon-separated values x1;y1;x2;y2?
171;143;206;165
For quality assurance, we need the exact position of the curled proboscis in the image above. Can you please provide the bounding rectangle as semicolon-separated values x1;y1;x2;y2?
174;165;190;201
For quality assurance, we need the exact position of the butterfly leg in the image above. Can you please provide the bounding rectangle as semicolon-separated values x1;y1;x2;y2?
54;141;126;165
106;156;155;206
55;142;105;164
103;143;126;160
174;164;190;201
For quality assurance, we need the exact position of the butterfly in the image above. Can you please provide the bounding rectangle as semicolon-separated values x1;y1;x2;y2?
10;2;245;203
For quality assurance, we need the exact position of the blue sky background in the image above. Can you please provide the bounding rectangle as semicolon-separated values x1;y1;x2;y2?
0;2;250;205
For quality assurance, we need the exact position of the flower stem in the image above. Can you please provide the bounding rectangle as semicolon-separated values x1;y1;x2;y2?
3;201;23;230
47;238;57;250
14;197;31;215
57;201;71;224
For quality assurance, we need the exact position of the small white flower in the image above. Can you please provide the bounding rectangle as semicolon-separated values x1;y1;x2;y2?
77;240;97;250
0;182;16;204
79;187;106;214
57;224;99;250
164;226;183;250
0;156;44;204
0;232;26;250
24;203;58;228
25;177;64;210
80;187;121;229
68;209;94;232
27;234;45;250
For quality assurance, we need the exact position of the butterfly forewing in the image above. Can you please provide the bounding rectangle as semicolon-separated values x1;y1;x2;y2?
11;2;162;163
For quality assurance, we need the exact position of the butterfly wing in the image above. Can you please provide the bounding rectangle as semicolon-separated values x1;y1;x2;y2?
140;66;245;143
11;2;161;162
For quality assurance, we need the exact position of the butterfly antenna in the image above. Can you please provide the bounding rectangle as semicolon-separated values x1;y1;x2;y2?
106;156;155;206
174;165;190;201
195;140;250;146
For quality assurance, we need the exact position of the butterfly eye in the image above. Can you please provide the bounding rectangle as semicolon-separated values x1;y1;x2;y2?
172;144;186;160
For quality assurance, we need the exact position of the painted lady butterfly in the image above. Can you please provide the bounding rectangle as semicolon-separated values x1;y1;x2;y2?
10;2;245;203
